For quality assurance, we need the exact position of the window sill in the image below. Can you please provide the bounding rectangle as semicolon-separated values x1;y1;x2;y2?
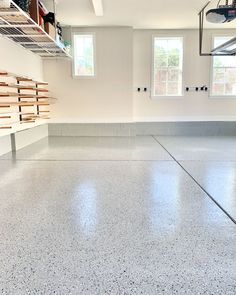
72;75;96;80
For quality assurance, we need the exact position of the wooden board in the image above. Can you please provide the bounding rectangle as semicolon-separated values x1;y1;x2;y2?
0;92;50;98
0;70;48;84
0;101;49;107
0;111;35;115
0;67;52;130
0;83;48;92
0;116;11;119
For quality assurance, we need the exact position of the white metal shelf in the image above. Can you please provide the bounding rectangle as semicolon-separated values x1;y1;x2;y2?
0;0;72;58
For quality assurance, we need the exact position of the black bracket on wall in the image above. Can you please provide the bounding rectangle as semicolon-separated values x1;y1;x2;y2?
185;86;208;92
137;87;148;92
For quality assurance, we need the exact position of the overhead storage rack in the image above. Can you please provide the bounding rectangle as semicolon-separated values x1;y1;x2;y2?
0;0;71;58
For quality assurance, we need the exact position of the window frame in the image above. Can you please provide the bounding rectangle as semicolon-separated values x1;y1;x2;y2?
72;32;96;79
151;35;184;99
210;34;236;99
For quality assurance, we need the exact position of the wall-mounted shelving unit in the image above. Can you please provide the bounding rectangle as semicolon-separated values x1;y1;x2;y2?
0;70;51;131
0;0;71;58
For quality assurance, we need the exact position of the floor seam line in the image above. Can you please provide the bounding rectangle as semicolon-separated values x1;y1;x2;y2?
152;136;236;225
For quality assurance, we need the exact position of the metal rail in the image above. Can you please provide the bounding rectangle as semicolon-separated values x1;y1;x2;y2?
199;1;236;56
0;0;71;58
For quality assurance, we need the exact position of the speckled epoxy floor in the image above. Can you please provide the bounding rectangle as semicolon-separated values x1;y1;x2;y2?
0;136;236;294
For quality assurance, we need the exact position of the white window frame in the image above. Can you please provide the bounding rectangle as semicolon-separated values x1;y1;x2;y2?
210;34;236;99
72;32;96;79
151;36;184;99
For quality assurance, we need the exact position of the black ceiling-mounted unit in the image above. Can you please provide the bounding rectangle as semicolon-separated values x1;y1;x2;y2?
199;0;236;56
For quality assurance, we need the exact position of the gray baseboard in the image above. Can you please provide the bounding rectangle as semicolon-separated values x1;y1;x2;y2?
136;121;236;136
48;122;236;137
49;123;136;137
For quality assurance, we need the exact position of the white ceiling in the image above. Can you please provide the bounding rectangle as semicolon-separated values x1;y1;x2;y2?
44;0;236;29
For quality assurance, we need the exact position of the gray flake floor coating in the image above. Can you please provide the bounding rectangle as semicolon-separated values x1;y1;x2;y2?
0;136;236;294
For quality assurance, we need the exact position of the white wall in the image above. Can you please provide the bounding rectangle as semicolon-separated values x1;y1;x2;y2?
43;27;133;123
0;134;11;156
0;37;43;80
0;37;44;139
134;29;236;121
43;27;236;123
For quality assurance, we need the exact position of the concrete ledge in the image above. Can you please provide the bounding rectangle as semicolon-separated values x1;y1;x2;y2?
136;121;236;136
0;135;11;156
48;122;236;137
49;123;136;137
0;124;48;156
13;124;48;151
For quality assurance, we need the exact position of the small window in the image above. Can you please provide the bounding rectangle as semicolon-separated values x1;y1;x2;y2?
152;37;183;97
211;36;236;96
73;34;95;77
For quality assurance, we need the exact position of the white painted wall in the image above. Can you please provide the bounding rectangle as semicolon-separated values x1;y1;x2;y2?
0;135;11;156
0;37;43;80
43;27;236;123
0;37;44;140
134;29;236;122
43;27;133;123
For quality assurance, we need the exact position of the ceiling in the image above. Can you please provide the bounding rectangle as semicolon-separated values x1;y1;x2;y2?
43;0;236;29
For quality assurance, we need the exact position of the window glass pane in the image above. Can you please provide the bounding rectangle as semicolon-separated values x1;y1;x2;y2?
155;39;168;55
167;39;182;55
155;55;168;67
214;37;232;48
225;83;233;95
153;37;183;96
168;55;179;67
226;68;236;84
155;82;166;96
167;82;179;95
155;69;167;82
212;83;224;95
213;56;226;67
213;68;225;82
212;36;236;96
168;69;179;82
214;56;236;68
74;34;95;76
225;68;236;94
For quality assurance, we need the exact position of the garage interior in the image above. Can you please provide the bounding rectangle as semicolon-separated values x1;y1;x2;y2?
0;0;236;294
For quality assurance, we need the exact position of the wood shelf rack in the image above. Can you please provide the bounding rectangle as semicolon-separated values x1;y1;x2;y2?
0;70;51;130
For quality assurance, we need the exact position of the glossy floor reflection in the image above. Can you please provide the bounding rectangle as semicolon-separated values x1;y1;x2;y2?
156;136;236;161
155;135;236;222
1;136;172;161
180;161;236;221
0;136;236;294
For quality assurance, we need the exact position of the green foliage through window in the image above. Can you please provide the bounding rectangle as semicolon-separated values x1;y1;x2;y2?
74;34;95;77
212;37;236;96
153;37;183;96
